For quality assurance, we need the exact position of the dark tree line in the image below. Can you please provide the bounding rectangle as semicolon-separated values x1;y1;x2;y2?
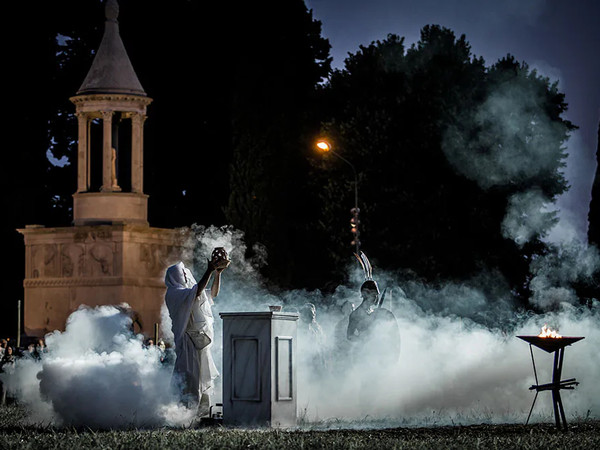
1;2;582;335
588;120;600;247
312;28;575;303
1;1;102;337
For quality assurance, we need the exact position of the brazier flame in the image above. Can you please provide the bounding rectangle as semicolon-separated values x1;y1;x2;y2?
538;324;562;338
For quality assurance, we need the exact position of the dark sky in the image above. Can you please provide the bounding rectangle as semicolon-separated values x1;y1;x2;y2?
306;0;600;243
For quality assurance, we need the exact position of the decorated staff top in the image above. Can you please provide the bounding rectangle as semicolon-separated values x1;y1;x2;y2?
354;251;373;281
354;251;381;302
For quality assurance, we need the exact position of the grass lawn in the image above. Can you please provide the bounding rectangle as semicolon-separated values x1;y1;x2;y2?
1;405;599;449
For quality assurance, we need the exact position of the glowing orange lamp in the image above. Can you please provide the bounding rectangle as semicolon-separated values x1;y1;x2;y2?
316;140;331;152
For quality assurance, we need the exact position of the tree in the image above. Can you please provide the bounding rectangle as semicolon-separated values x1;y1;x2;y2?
588;120;600;247
223;0;331;288
0;0;104;336
313;26;575;301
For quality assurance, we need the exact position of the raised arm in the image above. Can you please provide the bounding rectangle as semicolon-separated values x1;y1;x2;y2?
211;271;221;298
195;260;216;298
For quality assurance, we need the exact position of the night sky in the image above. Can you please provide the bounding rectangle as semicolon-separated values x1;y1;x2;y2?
306;0;600;243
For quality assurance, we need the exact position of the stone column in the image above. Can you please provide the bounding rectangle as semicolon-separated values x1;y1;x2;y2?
76;112;89;192
131;113;145;193
87;118;91;190
101;111;114;192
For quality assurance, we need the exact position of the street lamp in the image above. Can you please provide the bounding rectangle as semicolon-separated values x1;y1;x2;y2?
315;139;360;254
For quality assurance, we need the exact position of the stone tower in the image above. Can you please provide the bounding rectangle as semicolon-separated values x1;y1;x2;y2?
19;0;184;337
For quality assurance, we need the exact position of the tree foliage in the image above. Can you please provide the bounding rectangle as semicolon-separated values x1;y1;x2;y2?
588;120;600;246
313;26;575;299
223;1;331;288
1;0;105;335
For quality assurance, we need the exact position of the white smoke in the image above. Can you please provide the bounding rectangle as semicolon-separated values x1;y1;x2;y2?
440;63;599;312
440;66;574;255
528;241;600;309
1;304;194;428
3;225;599;429
501;189;559;246
180;226;600;426
160;301;174;347
442;80;569;191
297;293;600;426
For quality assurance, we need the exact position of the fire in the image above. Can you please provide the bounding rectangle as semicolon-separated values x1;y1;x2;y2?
538;324;562;338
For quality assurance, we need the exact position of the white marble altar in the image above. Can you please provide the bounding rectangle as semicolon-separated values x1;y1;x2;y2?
220;311;298;427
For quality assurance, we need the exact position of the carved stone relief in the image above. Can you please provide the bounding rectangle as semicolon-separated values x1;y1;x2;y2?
26;230;181;281
31;244;59;278
89;243;114;276
140;243;157;273
140;243;179;277
61;244;85;278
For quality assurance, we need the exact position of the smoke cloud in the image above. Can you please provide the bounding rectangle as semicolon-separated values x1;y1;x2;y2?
2;225;599;429
442;80;568;191
528;241;600;309
297;291;600;426
1;304;194;428
501;189;558;246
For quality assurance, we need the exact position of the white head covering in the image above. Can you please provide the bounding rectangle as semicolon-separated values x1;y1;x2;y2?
165;261;197;289
164;262;198;348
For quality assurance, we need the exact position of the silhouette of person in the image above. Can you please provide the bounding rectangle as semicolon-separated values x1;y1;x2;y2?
299;302;328;372
165;248;230;419
348;254;400;366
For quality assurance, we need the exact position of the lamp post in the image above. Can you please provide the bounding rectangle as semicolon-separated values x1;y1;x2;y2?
316;139;360;254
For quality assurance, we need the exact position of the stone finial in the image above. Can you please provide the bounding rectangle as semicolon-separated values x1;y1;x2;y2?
106;0;119;22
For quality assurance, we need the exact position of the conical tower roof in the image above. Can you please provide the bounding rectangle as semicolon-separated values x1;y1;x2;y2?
76;0;146;96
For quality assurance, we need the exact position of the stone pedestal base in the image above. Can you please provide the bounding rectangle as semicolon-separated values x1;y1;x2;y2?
18;223;185;337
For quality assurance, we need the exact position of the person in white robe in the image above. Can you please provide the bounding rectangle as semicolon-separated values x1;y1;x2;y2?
165;249;230;417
